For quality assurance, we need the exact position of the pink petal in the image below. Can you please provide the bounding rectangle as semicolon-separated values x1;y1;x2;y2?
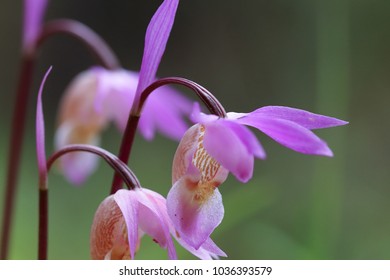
250;106;348;129
135;0;179;97
93;67;138;131
23;0;48;49
167;177;224;249
113;190;140;260
136;189;177;259
35;66;52;183
139;86;192;141
203;121;254;182
238;115;334;156
54;122;100;185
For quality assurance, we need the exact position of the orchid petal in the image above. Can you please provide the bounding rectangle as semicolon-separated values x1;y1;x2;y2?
35;66;52;183
250;106;348;129
114;190;140;260
238;115;334;156
23;0;48;49
167;177;224;249
93;67;137;131
136;189;177;259
203;121;254;182
139;86;192;140
135;0;179;97
54;122;100;185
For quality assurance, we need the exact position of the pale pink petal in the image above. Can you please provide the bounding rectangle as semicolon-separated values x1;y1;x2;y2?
167;177;224;249
251;106;348;129
139;86;192;141
203;121;254;182
113;189;140;260
93;67;137;131
136;189;177;259
54;122;100;185
237;115;334;156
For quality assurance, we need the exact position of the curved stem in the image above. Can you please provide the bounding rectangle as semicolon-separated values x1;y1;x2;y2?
47;145;141;190
37;19;121;70
110;77;227;192
1;54;35;260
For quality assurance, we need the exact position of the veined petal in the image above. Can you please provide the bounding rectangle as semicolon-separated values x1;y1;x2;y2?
114;190;140;260
139;86;192;141
135;0;179;97
203;121;254;182
172;125;202;183
35;66;52;184
167;177;224;249
90;195;131;260
250;106;348;129
238;115;333;156
23;0;48;49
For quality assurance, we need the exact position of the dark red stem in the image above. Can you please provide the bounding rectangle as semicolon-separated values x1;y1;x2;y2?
38;189;48;260
1;55;35;260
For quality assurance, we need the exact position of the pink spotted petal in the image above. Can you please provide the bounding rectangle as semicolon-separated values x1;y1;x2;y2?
237;115;334;156
249;106;348;129
203;121;254;183
35;66;52;183
135;0;179;97
167;177;224;249
23;0;48;49
113;189;140;260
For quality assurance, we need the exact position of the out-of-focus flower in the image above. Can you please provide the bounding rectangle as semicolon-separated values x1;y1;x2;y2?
90;188;225;260
55;0;189;185
55;67;191;185
167;103;348;249
23;0;48;50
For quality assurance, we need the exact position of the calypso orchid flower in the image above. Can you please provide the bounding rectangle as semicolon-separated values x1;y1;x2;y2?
54;0;191;185
167;102;348;249
90;188;226;260
36;68;223;260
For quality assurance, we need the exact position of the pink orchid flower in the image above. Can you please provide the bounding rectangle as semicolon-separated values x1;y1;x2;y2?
167;103;348;249
55;0;191;185
90;188;225;260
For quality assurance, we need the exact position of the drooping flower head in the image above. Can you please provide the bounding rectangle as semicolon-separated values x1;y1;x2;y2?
90;188;226;260
167;102;348;249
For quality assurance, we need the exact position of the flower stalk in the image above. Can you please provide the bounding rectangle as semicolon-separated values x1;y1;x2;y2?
1;16;121;259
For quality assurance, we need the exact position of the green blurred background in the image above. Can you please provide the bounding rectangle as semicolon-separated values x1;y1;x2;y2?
1;0;389;259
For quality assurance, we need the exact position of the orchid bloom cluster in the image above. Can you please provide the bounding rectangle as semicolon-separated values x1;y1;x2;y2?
3;0;347;260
